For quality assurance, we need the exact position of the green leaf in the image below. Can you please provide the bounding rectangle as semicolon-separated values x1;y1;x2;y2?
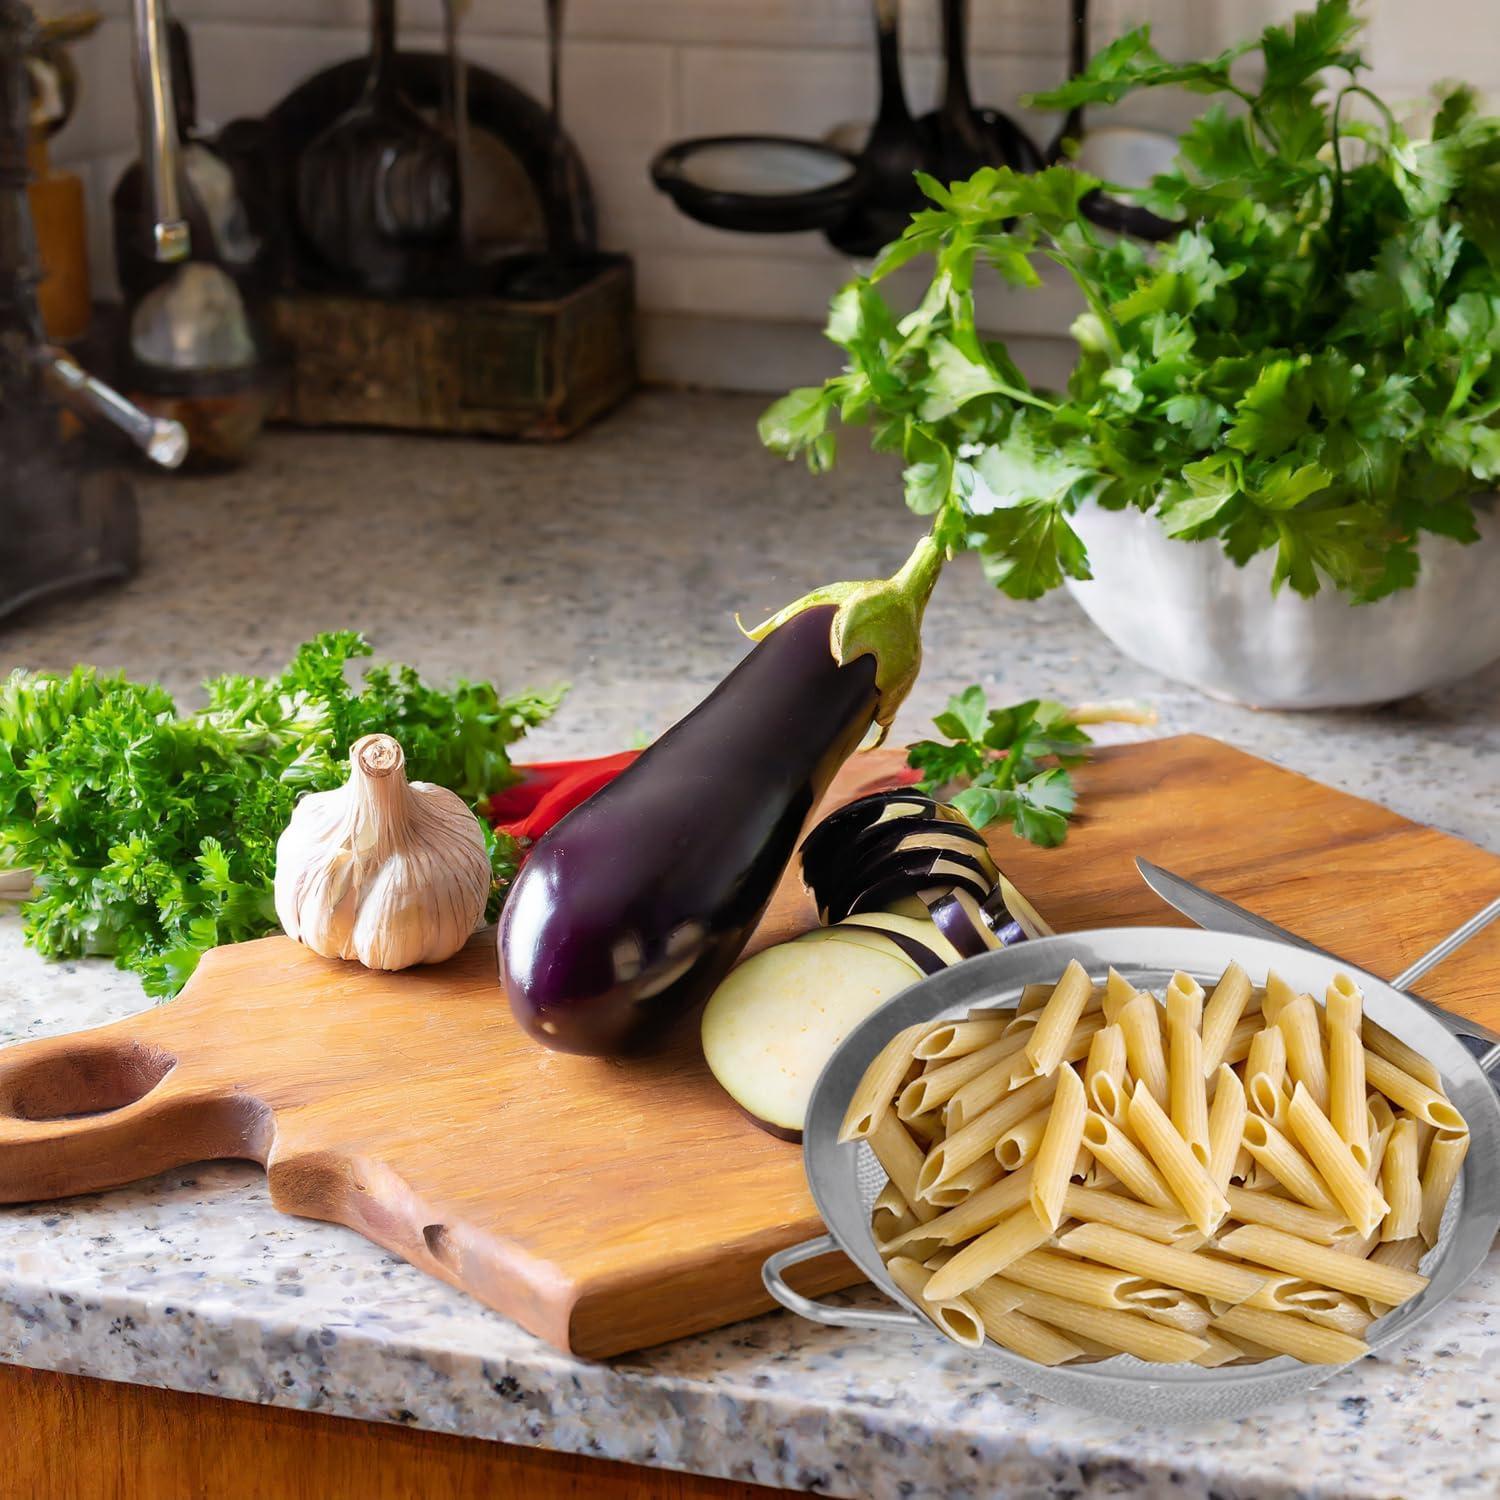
1226;359;1312;458
933;685;990;744
758;387;833;464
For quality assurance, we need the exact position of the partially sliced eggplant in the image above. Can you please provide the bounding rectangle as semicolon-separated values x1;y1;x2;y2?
999;876;1053;939
929;887;1009;958
828;848;995;922
837;910;963;967
847;821;997;885
700;938;918;1140
799;791;942;897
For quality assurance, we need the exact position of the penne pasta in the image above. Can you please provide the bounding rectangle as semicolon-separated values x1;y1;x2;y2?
1299;1295;1375;1340
1206;1064;1248;1195
1058;1222;1268;1304
1081;1112;1176;1209
1084;1023;1128;1121
919;1074;1060;1196
1245;1025;1288;1120
1192;1330;1247;1368
888;1164;1035;1251
1062;1185;1196;1243
1210;1303;1368;1365
1365;1094;1396;1185
1223;1186;1358;1245
1240;1113;1338;1212
1127;1081;1230;1233
1362;1014;1443;1091
1276;995;1330;1114
1023;961;1094;1079
924;1205;1053;1301
840;1023;936;1142
872;1182;917;1247
1166;972;1210;1166
1379;1118;1422;1242
1118;992;1169;1108
997;1283;1211;1363
923;1153;1003;1207
1325;976;1370;1169
1031;1066;1087;1230
1016;983;1058;1015
850;955;1459;1372
1220;1012;1263;1069
1261;971;1299;1024
1286;1082;1389;1236
1419;1129;1469;1246
898;1031;1031;1119
977;1305;1086;1365
886;1255;985;1348
1364;1052;1468;1131
1201;962;1253;1075
1129;1288;1212;1333
1216;1224;1428;1303
1103;966;1139;1024
1003;1248;1154;1311
914;1015;1012;1061
1367;1237;1426;1311
869;1113;941;1223
995;1107;1051;1171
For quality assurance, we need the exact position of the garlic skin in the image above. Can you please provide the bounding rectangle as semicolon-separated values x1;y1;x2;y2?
274;733;491;970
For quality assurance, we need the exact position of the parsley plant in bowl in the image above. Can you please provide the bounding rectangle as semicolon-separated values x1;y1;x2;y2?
760;0;1500;707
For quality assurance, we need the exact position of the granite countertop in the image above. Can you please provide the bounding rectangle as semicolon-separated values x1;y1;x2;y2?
2;392;1496;1500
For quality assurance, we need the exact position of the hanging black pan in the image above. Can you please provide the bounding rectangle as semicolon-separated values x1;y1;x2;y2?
649;134;860;235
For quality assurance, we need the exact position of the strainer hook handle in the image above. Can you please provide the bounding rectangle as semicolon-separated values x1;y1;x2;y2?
762;1234;923;1332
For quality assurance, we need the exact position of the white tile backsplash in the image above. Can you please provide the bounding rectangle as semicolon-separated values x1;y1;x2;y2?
48;0;1500;393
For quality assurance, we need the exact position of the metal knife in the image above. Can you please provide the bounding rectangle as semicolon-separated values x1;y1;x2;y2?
1135;857;1500;1062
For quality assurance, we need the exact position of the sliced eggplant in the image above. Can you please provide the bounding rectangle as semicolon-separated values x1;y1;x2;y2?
846;819;995;880
929;887;1009;958
798;790;944;897
836;910;963;968
700;938;919;1139
796;922;928;977
826;847;995;923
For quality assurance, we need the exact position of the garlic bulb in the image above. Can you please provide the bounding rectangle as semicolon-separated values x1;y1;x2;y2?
274;733;491;970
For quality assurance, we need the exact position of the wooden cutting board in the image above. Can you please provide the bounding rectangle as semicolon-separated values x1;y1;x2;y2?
1;735;1497;1358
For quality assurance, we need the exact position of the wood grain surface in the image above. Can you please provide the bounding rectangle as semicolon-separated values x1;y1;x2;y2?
1;1363;797;1500
1;734;1496;1359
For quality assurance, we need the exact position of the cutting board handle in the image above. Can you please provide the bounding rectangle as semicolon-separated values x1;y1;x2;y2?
0;1021;271;1203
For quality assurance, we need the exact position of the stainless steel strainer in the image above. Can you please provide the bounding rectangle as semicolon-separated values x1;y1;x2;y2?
763;929;1500;1422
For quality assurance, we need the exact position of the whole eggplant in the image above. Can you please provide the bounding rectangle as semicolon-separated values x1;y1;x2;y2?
499;537;943;1055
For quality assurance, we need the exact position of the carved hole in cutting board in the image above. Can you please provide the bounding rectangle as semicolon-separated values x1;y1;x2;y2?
422;1222;458;1272
0;1041;176;1121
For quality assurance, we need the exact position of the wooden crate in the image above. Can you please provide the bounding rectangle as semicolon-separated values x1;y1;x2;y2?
268;256;636;441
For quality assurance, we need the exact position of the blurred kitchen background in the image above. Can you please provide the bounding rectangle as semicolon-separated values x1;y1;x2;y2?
32;0;1489;396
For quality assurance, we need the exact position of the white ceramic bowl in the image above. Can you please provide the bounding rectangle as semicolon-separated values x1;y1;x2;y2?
1062;499;1500;708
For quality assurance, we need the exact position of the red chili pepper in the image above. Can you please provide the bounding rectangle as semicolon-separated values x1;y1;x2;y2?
487;750;641;845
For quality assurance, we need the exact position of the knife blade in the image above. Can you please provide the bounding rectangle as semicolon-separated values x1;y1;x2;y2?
1135;857;1500;1059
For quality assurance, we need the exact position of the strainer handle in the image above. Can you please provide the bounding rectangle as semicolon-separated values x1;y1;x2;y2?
762;1234;923;1332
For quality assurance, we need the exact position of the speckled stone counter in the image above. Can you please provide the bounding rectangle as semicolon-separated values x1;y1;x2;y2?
2;393;1497;1500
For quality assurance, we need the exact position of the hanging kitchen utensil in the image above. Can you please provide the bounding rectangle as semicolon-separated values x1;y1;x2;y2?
925;0;1042;181
1049;0;1176;241
267;50;594;284
650;134;860;235
295;0;459;294
824;0;929;258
